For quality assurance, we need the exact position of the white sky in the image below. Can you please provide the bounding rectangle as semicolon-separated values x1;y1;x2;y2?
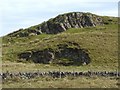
0;0;119;36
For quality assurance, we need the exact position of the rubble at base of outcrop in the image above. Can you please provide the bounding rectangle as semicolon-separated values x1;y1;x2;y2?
9;12;104;37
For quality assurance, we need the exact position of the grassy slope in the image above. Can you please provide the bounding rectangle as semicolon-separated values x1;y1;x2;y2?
2;24;118;70
2;16;119;88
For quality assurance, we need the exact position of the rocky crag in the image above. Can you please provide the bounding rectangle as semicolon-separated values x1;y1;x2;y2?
8;12;104;37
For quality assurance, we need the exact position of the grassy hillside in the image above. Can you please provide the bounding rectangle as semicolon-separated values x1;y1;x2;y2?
1;14;118;88
2;16;118;70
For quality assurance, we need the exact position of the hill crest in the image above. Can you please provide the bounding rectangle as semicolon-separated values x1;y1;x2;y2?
8;12;104;37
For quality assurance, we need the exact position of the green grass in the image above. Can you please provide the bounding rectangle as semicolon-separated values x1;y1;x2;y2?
3;25;118;67
2;16;118;88
2;23;118;71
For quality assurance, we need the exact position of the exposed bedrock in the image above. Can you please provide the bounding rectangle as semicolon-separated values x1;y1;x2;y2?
10;12;104;37
18;42;91;66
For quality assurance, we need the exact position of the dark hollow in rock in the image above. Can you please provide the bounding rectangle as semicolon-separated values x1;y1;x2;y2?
55;48;90;66
18;43;91;66
32;48;54;63
19;51;32;61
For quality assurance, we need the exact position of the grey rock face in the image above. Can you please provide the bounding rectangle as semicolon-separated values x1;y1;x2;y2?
9;12;104;37
38;12;103;34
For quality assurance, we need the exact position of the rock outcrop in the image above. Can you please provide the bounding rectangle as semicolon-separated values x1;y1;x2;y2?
9;12;104;37
18;42;91;65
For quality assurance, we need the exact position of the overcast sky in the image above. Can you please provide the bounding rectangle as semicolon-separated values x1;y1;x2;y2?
0;0;119;36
